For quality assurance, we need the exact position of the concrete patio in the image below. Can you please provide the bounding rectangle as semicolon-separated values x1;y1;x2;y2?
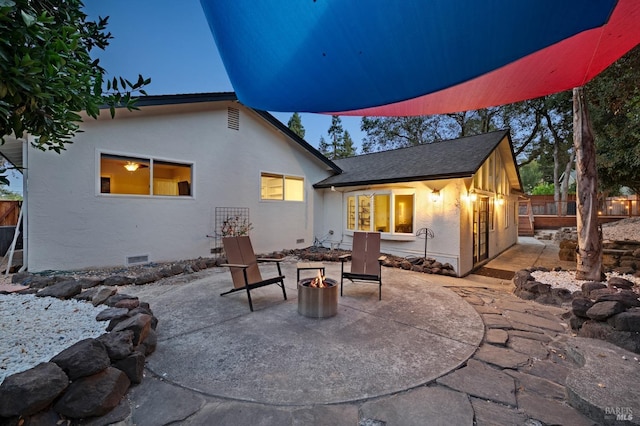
114;238;639;425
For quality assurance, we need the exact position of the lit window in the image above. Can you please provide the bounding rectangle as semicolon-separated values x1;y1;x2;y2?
100;154;192;196
394;194;413;234
347;196;356;230
260;173;304;201
346;191;414;235
374;194;390;232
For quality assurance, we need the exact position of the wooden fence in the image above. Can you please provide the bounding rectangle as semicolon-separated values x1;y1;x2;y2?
0;201;20;226
518;195;639;234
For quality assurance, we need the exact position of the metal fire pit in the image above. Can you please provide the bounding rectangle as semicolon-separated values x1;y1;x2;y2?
297;278;338;318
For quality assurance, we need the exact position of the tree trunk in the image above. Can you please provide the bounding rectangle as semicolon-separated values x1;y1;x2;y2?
573;87;602;281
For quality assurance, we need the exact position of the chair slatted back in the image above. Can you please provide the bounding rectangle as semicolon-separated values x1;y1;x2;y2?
223;236;263;287
351;232;381;276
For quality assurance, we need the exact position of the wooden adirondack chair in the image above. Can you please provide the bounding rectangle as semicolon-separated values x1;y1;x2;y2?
339;232;385;300
220;236;287;311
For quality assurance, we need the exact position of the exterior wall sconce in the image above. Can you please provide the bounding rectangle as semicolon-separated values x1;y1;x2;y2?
469;190;477;202
124;162;139;172
431;189;441;202
496;195;505;205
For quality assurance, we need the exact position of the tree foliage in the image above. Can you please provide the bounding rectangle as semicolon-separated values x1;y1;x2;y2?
0;0;150;154
287;112;305;139
588;45;640;194
319;115;356;159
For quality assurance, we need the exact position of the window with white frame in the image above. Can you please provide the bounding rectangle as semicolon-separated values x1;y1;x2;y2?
100;153;192;196
346;191;414;234
260;173;304;201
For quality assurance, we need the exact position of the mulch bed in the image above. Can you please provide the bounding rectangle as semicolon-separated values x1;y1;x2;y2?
472;267;515;280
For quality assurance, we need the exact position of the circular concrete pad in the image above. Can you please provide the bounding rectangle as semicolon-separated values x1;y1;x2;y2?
127;264;484;406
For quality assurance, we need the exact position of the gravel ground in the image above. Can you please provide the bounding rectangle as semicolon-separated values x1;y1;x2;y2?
602;217;640;241
0;294;107;383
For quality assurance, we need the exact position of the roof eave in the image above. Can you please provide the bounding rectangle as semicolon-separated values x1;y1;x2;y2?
314;171;474;189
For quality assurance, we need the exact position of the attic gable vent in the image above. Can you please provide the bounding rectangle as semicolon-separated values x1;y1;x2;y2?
227;107;240;130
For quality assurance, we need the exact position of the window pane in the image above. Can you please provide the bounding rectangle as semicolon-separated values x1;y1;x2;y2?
373;194;390;232
153;161;192;196
100;154;150;195
394;194;414;233
347;196;355;230
284;176;304;201
261;174;283;200
357;195;371;231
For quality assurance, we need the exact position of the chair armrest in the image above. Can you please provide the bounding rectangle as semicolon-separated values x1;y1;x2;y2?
377;256;387;263
339;254;351;261
221;263;249;269
256;258;282;263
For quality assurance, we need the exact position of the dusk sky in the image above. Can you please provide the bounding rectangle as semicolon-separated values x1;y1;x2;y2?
83;0;366;150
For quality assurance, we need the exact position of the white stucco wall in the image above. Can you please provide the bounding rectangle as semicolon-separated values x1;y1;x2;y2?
320;180;464;273
25;101;333;271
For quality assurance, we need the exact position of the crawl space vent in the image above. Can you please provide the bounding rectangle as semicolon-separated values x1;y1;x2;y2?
227;107;240;130
126;255;149;266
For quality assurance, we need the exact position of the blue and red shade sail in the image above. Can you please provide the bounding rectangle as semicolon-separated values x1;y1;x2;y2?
201;0;640;115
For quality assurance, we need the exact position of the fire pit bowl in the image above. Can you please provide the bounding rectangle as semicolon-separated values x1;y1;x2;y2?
298;277;338;318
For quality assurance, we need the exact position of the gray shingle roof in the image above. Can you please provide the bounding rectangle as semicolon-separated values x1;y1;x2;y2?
314;129;512;188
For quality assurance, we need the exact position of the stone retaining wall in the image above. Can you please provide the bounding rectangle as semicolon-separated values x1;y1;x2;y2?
559;239;640;276
513;268;640;354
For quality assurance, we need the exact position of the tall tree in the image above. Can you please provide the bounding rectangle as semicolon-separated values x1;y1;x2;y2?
0;0;150;154
574;87;602;281
339;130;357;158
588;45;640;194
287;112;305;139
327;115;344;159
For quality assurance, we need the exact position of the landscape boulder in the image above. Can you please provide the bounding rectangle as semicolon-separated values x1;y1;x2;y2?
53;367;130;419
50;338;111;380
0;362;68;417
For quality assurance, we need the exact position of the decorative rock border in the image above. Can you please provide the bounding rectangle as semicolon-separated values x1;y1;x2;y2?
0;286;158;423
289;247;458;277
513;268;640;354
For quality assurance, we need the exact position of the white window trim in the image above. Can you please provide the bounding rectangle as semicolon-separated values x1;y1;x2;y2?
259;171;305;202
344;189;416;240
96;150;195;199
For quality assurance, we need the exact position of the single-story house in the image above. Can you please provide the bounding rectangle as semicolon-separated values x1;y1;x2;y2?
314;130;523;276
1;93;522;276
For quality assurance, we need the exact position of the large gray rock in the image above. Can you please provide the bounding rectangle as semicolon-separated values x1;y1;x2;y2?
611;310;640;332
572;297;595;318
113;352;145;384
579;321;640;354
50;338;111;380
92;286;118;306
97;330;134;361
95;307;129;322
608;276;635;290
595;290;640;309
105;293;138;307
0;362;68;417
581;281;607;297
36;280;82;299
112;313;152;346
54;367;130;419
586;301;625;321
